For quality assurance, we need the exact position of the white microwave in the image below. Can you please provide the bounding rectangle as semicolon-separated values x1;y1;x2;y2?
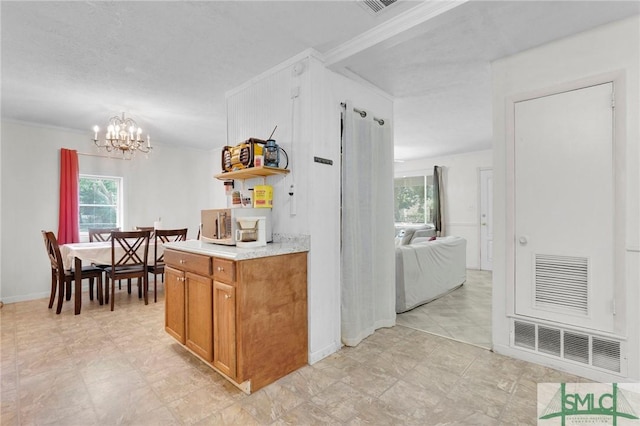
200;208;272;245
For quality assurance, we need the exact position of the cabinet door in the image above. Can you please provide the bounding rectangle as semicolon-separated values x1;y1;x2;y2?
165;266;185;344
185;272;213;362
213;281;236;379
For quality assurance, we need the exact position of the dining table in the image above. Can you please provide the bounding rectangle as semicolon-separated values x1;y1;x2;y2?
60;241;163;314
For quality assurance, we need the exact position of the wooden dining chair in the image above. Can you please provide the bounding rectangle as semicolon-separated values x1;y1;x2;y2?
148;228;188;302
88;227;120;242
135;226;155;239
88;227;125;292
104;230;151;311
41;230;104;314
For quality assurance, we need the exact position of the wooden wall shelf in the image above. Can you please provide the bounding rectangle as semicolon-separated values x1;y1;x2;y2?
215;166;290;181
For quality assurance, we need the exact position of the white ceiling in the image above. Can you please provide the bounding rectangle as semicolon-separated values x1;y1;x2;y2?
2;1;639;160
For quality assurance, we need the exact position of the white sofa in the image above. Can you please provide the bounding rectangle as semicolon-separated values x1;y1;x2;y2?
395;234;467;313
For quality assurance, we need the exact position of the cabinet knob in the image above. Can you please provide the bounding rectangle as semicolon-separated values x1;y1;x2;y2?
179;259;186;264
217;266;224;272
224;294;231;300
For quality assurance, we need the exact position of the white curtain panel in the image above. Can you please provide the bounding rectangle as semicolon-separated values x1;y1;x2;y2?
341;101;396;347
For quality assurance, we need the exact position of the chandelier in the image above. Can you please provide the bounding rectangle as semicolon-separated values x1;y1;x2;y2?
92;112;152;157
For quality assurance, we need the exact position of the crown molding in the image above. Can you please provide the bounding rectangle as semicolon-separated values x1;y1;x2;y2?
324;0;468;67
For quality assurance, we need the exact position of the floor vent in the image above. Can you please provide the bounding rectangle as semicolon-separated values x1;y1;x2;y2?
358;0;398;15
513;320;622;373
535;254;589;314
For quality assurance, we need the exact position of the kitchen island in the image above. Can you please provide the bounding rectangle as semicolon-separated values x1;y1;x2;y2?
162;237;309;393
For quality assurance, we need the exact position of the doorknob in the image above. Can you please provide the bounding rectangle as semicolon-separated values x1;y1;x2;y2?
518;236;529;245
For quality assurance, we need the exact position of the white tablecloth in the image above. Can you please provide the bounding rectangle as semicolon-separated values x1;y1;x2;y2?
60;241;162;270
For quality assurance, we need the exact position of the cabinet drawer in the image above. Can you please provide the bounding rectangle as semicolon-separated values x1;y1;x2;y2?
165;249;212;276
213;258;235;283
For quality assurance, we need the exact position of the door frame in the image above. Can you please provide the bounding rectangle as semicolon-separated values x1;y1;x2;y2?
504;70;627;335
478;167;493;271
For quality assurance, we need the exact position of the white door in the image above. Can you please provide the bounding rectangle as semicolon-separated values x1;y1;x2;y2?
513;82;615;333
480;168;493;271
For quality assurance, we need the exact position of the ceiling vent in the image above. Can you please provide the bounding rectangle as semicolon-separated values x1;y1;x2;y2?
358;0;398;15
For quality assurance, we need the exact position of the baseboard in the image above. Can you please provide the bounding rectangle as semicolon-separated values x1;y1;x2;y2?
0;291;50;304
308;341;342;365
0;282;97;305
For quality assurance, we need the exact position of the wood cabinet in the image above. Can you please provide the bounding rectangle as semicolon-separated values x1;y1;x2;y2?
213;280;236;378
185;272;213;361
164;265;185;344
165;249;213;361
164;248;307;393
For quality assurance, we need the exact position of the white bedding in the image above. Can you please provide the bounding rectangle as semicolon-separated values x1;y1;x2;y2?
395;236;467;313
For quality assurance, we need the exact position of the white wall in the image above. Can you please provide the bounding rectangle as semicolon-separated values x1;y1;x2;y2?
492;16;639;381
0;120;213;303
226;55;312;235
224;50;394;364
394;150;492;269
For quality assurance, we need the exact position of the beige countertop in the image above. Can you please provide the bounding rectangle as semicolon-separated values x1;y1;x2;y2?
163;235;309;260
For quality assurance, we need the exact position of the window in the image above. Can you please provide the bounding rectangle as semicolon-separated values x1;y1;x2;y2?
79;175;122;233
394;175;434;225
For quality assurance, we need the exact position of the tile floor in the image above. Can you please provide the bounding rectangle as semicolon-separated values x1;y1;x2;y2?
1;280;588;425
396;269;493;349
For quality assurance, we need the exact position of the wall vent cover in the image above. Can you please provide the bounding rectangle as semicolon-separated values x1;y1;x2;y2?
514;321;536;350
535;254;589;314
593;337;621;372
359;0;398;15
513;319;622;373
538;326;561;357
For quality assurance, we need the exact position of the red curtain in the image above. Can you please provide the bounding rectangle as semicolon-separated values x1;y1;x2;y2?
58;148;80;244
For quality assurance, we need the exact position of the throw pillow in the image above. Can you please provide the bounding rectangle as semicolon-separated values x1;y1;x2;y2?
399;228;416;245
